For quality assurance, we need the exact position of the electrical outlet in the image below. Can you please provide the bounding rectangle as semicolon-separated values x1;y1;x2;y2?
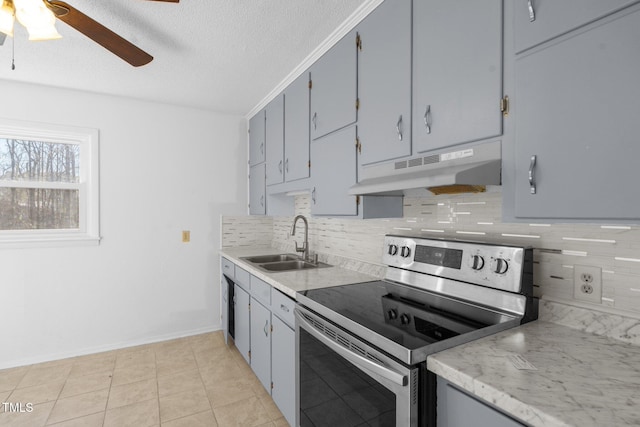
182;230;190;243
573;265;602;303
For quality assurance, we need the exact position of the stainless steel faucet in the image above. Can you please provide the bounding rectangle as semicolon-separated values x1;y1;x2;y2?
291;215;309;261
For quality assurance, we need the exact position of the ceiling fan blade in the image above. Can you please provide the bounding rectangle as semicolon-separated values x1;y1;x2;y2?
0;32;6;46
45;0;153;67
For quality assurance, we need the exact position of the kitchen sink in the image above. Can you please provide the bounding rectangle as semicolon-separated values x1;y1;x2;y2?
260;260;329;271
242;254;300;264
241;254;331;272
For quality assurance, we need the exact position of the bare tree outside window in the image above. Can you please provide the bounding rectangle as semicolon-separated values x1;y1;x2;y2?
0;138;81;230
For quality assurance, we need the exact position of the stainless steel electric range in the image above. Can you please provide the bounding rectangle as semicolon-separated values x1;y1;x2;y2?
294;235;538;427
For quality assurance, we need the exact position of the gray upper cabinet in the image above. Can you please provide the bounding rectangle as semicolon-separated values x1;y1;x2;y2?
310;126;358;216
514;0;640;53
249;111;265;166
265;95;285;186
513;4;640;220
310;30;358;141
413;0;503;154
249;163;266;215
357;0;412;166
283;72;311;182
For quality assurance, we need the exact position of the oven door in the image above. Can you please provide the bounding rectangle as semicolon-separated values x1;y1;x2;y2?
295;306;419;427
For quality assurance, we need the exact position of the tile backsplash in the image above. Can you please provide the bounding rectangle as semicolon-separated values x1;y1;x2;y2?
223;187;640;318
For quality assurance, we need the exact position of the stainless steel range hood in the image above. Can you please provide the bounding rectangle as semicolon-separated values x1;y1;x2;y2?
349;140;501;196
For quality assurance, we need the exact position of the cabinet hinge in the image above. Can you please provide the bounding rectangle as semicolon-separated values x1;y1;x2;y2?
270;325;273;333
355;137;361;154
356;195;361;205
248;350;251;360
356;98;360;110
308;79;312;90
500;95;509;117
248;303;251;311
308;160;311;169
271;382;274;390
356;33;362;51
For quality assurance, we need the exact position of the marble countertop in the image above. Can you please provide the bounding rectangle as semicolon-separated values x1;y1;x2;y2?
219;246;380;299
428;318;640;427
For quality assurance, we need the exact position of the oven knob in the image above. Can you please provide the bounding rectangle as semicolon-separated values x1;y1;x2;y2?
400;246;412;258
491;258;509;274
388;309;398;320
400;314;411;325
388;244;399;256
468;254;485;270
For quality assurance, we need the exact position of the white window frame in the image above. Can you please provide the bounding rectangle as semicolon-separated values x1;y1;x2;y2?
0;118;100;248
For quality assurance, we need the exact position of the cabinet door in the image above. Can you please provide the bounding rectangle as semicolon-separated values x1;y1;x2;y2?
284;72;311;182
266;95;285;186
514;0;640;53
437;378;524;427
249;163;266;215
413;0;503;154
310;30;357;140
357;0;412;166
249;111;265;166
250;298;271;393
234;284;250;365
271;316;295;427
221;277;228;344
514;6;640;219
310;126;358;216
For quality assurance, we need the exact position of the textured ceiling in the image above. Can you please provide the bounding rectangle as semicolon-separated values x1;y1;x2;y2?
0;0;367;114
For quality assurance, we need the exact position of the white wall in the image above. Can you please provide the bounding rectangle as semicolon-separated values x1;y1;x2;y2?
0;80;247;369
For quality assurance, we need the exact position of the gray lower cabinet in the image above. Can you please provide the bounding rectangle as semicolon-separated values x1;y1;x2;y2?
512;4;640;220
357;0;412;166
437;378;524;427
413;0;503;154
249;163;266;215
249;298;272;392
271;315;295;427
310;30;358;141
233;284;250;365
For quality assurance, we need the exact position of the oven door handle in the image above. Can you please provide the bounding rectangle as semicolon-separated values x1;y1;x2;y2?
295;309;408;386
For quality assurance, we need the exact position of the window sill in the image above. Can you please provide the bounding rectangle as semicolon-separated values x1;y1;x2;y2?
0;234;101;249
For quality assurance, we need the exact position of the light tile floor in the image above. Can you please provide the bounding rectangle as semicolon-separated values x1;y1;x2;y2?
0;332;288;427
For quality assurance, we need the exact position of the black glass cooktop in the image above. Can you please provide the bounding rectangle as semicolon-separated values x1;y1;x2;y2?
298;281;491;351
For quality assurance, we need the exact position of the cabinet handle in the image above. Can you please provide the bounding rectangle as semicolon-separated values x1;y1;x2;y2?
423;105;432;134
311;187;316;204
312;112;317;130
263;320;269;337
396;115;403;141
527;0;536;22
280;304;290;313
260;195;264;207
285;158;289;173
528;155;537;194
278;160;283;174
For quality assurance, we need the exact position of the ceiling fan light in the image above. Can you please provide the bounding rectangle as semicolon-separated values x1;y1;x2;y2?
0;0;14;37
14;0;61;40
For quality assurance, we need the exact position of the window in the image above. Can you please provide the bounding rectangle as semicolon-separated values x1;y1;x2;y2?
0;119;99;247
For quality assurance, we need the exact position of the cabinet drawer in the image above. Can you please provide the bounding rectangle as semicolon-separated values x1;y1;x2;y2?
250;276;271;307
235;267;250;291
515;0;640;53
272;289;295;328
221;257;235;279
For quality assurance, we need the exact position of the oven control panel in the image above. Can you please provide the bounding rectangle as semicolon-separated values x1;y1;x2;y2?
382;235;529;293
